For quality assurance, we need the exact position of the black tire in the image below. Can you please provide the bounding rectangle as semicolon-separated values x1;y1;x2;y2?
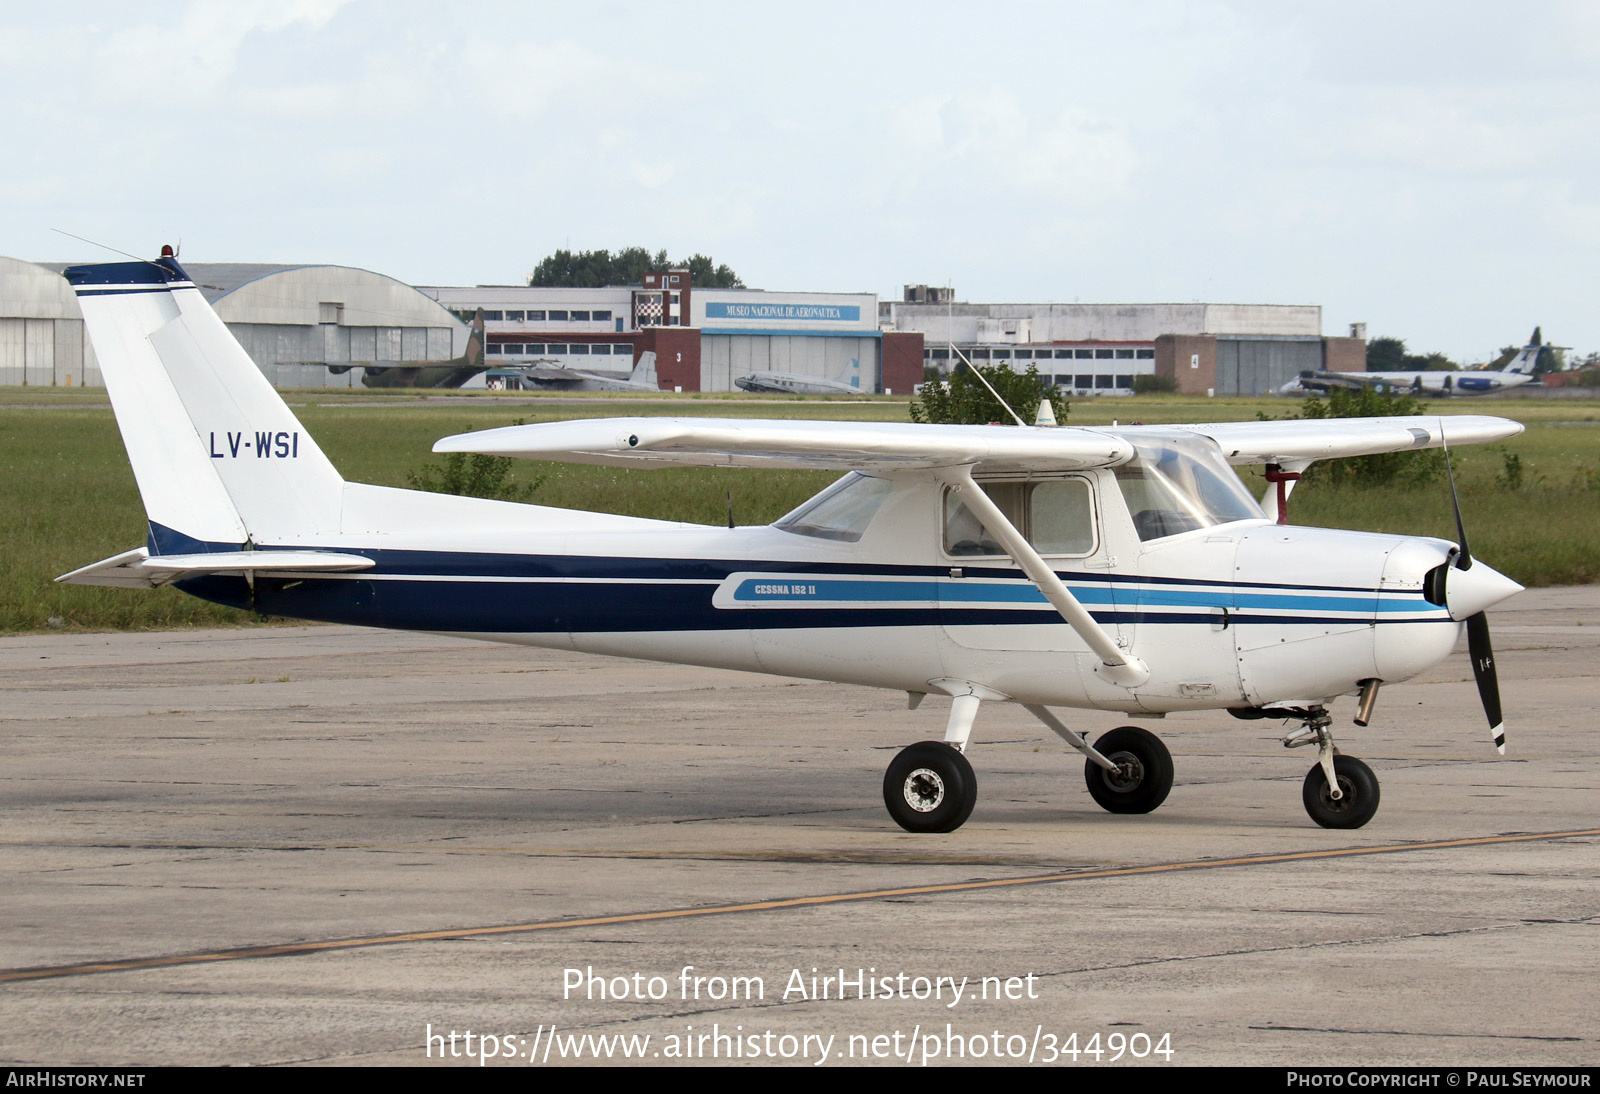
883;741;977;833
1084;726;1174;814
1303;755;1380;829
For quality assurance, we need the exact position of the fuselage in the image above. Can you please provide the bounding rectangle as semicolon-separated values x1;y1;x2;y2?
1283;369;1534;397
173;466;1466;716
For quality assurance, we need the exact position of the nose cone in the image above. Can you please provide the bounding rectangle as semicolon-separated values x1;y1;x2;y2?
1447;561;1523;621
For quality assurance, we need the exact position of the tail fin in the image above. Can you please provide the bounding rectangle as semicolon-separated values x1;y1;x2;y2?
629;350;659;388
464;308;484;369
64;256;345;552
1502;327;1542;376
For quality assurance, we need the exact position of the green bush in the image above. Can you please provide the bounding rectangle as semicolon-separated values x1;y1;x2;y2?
910;362;1068;425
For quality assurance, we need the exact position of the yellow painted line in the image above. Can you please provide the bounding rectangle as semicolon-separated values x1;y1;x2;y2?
3;827;1596;985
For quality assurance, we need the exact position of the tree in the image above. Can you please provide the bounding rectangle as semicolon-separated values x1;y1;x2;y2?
909;362;1068;426
528;247;744;288
1366;337;1410;372
1367;336;1457;372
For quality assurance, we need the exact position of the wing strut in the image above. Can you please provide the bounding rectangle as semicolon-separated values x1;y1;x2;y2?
941;466;1149;688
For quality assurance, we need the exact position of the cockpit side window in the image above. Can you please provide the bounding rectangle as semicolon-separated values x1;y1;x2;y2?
944;478;1096;557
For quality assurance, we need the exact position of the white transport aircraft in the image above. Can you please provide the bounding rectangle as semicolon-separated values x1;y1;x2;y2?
1282;329;1546;398
57;254;1525;832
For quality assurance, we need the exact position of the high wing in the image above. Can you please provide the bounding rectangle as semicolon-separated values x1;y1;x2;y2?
436;417;1135;471
1134;414;1521;465
435;414;1522;472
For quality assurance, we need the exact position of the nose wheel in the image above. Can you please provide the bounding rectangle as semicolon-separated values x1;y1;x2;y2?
883;742;977;833
1302;755;1380;829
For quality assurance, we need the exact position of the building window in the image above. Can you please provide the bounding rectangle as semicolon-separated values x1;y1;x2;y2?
930;348;949;360
1116;374;1134;387
485;311;504;322
1075;374;1093;387
590;344;609;355
1095;349;1113;359
593;310;611;322
546;344;567;354
1115;349;1134;359
1075;349;1093;359
992;349;1011;359
548;310;568;321
502;344;523;354
1136;349;1154;359
1014;349;1033;359
487;345;503;355
1096;374;1114;388
506;311;525;322
570;344;589;354
526;344;545;354
571;310;590;321
527;310;545;322
970;348;990;359
613;344;630;355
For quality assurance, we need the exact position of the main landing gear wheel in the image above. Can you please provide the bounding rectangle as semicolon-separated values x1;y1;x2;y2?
1302;755;1380;829
1084;726;1174;814
883;741;977;833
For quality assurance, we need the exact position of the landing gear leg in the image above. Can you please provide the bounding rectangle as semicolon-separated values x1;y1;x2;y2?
1023;705;1175;815
1282;706;1381;829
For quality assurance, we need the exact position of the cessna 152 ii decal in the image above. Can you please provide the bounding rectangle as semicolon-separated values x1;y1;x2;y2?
1281;328;1545;398
58;253;1524;832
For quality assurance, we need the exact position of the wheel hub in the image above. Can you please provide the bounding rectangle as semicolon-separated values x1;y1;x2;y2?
903;768;946;813
1318;775;1357;813
1104;752;1145;791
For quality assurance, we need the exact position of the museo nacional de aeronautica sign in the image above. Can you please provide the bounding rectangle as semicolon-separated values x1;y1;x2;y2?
704;302;862;323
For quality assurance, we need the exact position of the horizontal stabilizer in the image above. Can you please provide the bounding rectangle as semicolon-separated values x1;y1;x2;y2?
57;548;375;589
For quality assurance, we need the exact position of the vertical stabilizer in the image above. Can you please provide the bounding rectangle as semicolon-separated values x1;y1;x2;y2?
64;257;345;550
630;350;659;388
1503;328;1544;376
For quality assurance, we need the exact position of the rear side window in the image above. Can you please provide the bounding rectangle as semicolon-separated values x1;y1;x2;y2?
944;478;1096;557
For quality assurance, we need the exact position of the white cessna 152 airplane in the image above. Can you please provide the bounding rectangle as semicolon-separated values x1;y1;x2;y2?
58;253;1525;832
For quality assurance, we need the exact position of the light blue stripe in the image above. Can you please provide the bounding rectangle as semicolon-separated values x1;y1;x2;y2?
731;578;1441;616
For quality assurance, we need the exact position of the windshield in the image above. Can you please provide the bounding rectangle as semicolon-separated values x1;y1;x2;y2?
1114;433;1263;541
775;473;893;542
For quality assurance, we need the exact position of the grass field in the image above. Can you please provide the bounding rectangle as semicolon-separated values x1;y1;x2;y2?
4;387;1596;633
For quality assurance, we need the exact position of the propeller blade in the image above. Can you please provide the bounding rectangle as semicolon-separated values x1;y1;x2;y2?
1466;611;1504;753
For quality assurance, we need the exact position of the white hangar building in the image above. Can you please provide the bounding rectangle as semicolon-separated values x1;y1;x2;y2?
883;287;1362;396
8;258;469;389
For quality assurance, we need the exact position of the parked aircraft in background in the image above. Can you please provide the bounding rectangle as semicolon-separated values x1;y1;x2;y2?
736;358;863;396
345;309;486;390
58;253;1524;834
1282;328;1545;398
516;351;662;393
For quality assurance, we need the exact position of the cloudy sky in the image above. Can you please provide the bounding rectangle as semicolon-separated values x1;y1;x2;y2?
4;1;1595;361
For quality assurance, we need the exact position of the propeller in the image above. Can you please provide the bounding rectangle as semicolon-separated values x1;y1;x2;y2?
1442;433;1516;753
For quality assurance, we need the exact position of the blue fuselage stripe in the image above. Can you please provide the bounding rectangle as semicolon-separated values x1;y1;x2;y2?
167;536;1446;635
